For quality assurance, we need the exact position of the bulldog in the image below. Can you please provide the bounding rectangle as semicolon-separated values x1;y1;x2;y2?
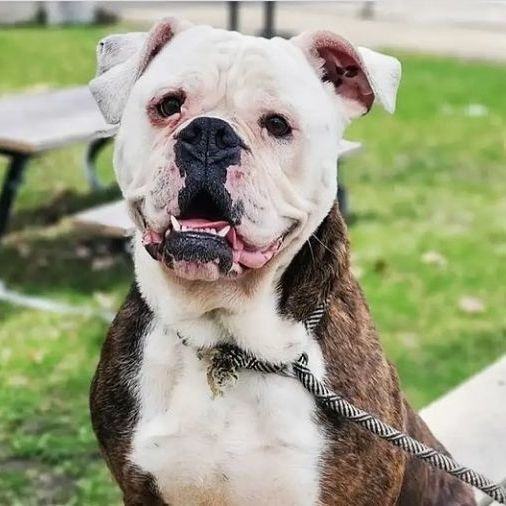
89;17;476;506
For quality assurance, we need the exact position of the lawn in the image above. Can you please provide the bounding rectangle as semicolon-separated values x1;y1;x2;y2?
0;25;505;505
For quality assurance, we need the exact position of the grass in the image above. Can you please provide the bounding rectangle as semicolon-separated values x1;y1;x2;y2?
0;25;505;505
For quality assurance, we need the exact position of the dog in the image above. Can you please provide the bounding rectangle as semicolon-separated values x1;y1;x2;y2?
89;17;477;505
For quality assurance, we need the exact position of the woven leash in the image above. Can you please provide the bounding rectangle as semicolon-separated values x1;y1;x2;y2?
188;301;506;504
293;354;506;504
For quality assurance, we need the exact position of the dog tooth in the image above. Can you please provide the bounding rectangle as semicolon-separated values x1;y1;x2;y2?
170;215;181;231
218;226;230;237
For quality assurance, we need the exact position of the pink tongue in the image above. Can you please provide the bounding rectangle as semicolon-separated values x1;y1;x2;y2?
238;249;275;268
177;218;274;269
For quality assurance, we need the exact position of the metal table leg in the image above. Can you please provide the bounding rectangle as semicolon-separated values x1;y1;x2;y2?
257;3;291;40
0;153;30;239
337;159;349;222
83;136;111;191
337;184;349;221
228;1;239;31
261;2;276;38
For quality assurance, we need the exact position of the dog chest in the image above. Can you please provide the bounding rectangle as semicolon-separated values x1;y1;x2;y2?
129;324;324;505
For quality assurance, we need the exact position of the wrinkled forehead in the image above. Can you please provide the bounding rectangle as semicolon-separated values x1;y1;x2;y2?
136;25;331;115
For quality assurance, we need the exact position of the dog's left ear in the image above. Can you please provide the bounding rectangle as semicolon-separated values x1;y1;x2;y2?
90;17;191;124
292;30;401;118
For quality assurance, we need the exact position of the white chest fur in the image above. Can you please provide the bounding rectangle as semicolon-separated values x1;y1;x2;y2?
130;322;325;506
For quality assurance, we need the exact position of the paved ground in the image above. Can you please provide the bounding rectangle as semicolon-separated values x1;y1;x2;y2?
110;1;506;62
421;356;506;503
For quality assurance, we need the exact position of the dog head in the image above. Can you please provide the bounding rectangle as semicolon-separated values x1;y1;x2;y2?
91;18;400;284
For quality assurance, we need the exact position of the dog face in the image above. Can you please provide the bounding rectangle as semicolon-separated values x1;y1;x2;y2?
91;18;400;283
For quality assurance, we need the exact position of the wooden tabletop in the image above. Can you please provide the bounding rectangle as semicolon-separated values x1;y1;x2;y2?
0;86;115;154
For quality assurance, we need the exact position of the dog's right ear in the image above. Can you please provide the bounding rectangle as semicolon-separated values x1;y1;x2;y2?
292;30;401;118
90;17;191;125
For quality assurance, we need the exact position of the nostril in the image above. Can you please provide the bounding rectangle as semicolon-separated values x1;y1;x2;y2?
180;123;202;145
178;117;242;152
215;128;227;150
215;126;240;150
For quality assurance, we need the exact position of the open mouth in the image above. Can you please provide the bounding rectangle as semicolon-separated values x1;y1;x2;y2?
141;192;283;280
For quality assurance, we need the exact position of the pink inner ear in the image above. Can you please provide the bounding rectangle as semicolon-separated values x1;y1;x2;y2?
137;18;176;77
316;41;374;113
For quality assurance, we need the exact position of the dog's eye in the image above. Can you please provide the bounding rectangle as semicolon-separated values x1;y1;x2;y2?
261;114;292;138
157;95;184;118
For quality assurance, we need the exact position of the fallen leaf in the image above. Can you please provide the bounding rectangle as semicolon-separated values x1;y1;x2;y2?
458;296;485;314
92;256;115;271
464;103;488;117
400;332;419;349
422;250;447;267
351;265;363;279
16;242;31;258
75;245;91;259
8;375;29;387
93;291;116;310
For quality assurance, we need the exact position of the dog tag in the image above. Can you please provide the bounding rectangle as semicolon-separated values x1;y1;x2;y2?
198;346;240;398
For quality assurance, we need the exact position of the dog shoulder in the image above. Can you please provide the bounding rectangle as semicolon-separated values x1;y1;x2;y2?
90;284;153;473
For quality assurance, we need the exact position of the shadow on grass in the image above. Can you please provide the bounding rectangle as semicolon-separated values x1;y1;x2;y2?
9;185;121;233
0;225;132;300
345;210;382;226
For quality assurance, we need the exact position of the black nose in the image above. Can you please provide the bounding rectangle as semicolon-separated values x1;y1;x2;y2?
175;117;244;224
177;117;242;166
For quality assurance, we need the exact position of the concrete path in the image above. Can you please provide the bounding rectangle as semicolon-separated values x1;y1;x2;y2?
421;356;506;502
112;2;506;63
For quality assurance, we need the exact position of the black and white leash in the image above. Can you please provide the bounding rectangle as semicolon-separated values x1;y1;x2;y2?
185;302;506;504
292;354;506;505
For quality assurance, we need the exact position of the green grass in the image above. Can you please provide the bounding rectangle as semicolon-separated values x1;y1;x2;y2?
0;26;505;505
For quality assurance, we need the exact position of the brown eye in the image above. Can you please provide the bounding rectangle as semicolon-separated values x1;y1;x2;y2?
261;114;292;138
157;95;183;117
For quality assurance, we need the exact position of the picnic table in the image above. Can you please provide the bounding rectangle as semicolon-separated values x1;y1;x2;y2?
0;86;114;238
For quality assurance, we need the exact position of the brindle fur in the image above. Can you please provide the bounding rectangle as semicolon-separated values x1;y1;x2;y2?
91;204;476;505
90;288;165;505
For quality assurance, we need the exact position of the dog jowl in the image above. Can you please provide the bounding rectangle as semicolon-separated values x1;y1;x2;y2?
89;16;477;506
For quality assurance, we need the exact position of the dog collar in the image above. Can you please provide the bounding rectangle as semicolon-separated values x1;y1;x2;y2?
177;297;328;397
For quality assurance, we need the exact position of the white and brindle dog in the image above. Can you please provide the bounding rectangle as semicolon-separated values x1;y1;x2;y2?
89;17;476;506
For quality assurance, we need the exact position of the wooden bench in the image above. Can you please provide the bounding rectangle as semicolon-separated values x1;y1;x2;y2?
72;200;132;238
0;86;115;238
